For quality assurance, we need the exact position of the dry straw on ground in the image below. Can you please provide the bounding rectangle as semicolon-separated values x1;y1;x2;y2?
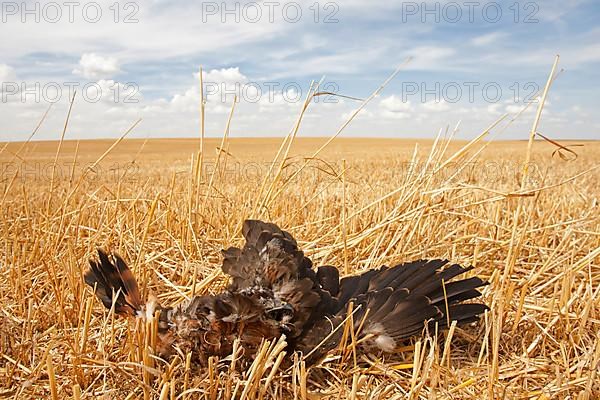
1;58;599;399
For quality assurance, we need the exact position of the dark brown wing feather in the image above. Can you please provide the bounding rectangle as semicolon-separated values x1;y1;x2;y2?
84;249;142;316
316;265;340;296
221;220;329;341
296;259;488;364
222;220;313;290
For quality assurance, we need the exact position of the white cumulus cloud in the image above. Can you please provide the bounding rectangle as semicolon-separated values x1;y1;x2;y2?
379;95;413;119
471;32;507;46
422;99;450;112
0;64;18;96
73;53;121;80
0;64;16;83
380;95;413;112
202;67;247;84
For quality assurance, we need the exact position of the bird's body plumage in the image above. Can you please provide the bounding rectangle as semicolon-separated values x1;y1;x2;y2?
85;219;488;366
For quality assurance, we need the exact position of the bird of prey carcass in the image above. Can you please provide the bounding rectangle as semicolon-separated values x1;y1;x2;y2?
84;219;488;366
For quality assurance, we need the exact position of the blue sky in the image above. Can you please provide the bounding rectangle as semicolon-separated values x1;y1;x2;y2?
1;0;599;140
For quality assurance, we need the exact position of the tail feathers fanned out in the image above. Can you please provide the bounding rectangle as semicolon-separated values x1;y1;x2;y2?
84;249;142;316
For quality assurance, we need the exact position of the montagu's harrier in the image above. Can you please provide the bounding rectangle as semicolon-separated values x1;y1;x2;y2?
85;219;488;366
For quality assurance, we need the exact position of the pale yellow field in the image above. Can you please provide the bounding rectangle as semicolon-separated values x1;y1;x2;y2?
1;136;599;399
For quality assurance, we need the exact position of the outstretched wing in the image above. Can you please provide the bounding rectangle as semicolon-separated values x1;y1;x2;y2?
296;259;488;364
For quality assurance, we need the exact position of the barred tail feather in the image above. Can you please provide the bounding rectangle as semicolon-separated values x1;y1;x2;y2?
84;249;142;316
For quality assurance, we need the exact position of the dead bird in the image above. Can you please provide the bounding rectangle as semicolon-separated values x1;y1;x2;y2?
85;219;488;366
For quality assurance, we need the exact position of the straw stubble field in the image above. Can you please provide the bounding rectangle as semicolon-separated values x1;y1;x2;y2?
0;136;599;399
